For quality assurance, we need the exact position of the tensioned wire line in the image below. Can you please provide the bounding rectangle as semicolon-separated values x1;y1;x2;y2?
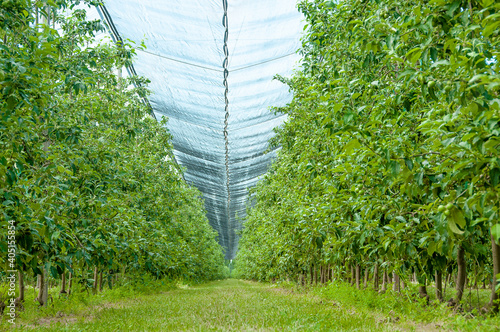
96;5;187;182
136;48;297;72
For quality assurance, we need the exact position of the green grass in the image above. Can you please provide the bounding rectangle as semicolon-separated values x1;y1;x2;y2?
2;279;403;331
307;280;500;332
2;279;500;331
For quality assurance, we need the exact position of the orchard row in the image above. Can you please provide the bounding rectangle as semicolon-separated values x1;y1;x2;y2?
0;0;227;309
236;0;500;311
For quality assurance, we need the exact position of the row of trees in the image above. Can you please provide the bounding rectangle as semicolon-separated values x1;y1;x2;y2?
1;0;227;310
236;0;500;311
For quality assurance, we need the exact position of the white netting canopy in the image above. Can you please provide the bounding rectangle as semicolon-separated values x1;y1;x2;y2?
98;0;303;259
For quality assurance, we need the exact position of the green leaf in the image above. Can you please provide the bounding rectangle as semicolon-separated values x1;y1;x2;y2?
430;47;437;62
447;208;466;234
404;158;413;170
492;224;500;243
483;21;500;38
389;160;400;175
491;168;500;187
406;48;422;66
427;242;436;256
448;219;464;235
343;138;361;155
6;96;17;110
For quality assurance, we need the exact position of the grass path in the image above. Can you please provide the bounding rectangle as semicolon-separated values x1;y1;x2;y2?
24;279;407;331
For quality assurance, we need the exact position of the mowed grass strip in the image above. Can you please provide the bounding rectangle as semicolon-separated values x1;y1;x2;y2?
28;279;399;331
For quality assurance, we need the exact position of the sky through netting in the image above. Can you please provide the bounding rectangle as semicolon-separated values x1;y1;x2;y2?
98;0;304;259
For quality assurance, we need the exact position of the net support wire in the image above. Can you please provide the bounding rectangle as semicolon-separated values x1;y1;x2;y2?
96;4;186;181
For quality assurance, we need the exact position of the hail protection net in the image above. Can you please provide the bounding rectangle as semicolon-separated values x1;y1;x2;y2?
99;0;304;259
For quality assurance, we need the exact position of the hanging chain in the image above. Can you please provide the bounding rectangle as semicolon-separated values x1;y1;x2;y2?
222;0;231;223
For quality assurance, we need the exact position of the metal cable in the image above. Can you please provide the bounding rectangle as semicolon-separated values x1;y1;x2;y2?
222;0;231;248
138;49;222;72
97;5;156;119
96;5;186;182
136;49;296;73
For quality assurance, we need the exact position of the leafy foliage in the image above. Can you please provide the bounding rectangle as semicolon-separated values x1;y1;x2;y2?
0;0;226;289
236;0;500;307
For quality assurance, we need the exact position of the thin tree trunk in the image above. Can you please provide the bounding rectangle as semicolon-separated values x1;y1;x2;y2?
37;274;42;291
455;246;466;304
393;272;400;292
444;272;451;301
108;271;114;290
99;271;104;292
93;267;99;294
435;270;443;302
355;264;361;289
373;263;379;291
60;272;67;294
489;233;500;312
351;265;355;286
380;270;387;293
418;276;428;301
418;283;428;300
36;270;48;306
313;264;318;285
15;271;24;308
68;272;72;295
364;267;369;288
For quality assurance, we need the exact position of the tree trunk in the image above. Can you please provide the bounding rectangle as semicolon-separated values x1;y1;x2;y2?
444;272;451;301
68;272;72;295
418;284;428;300
489;233;500;312
393;272;400;292
108;271;114;290
418;276;428;302
99;271;104;292
36;270;48;306
355;264;361;289
455;246;466;304
435;270;443;302
309;265;314;285
364;267;369;288
37;274;42;290
373;263;379;291
351;265;355;286
60;272;67;294
380;270;387;293
93;266;99;294
15;271;24;308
